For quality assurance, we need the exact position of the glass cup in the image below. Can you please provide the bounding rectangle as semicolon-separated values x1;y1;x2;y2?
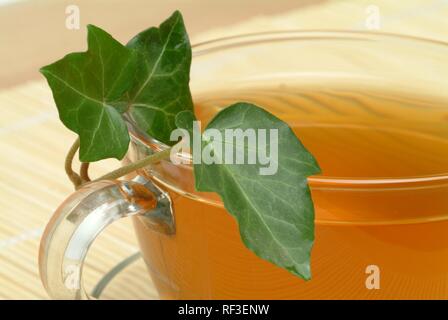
39;31;448;299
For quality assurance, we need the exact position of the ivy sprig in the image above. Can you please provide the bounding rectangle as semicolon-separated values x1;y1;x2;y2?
41;11;320;280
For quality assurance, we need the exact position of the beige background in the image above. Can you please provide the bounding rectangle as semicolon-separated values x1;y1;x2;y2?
0;0;446;299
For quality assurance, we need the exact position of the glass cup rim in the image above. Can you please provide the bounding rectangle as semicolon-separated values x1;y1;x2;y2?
129;29;448;191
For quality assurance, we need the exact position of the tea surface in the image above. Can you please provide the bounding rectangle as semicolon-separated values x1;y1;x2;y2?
195;86;448;180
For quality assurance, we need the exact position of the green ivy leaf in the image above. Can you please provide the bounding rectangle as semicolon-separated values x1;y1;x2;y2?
126;10;194;145
41;11;193;162
178;103;321;280
175;110;196;135
40;25;137;162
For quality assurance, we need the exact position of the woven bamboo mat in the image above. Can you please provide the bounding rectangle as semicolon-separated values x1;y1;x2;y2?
0;0;446;299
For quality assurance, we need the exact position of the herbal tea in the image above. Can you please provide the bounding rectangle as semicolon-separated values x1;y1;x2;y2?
134;85;448;299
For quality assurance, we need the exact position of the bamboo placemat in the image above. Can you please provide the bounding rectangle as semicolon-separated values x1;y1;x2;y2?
0;0;446;299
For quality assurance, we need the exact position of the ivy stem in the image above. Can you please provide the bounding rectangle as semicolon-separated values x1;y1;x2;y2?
65;138;83;188
80;162;91;183
90;147;172;183
65;138;173;189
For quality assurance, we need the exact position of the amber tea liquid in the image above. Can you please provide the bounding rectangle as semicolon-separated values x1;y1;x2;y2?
134;85;448;299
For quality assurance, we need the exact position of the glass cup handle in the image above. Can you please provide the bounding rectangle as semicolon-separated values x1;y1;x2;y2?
38;175;174;299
